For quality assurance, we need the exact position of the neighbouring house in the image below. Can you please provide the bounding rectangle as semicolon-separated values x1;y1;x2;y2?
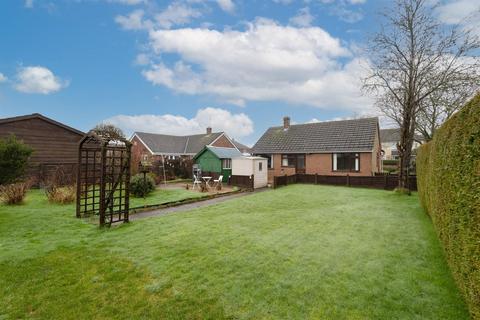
130;128;241;178
232;156;268;189
193;146;242;182
0;113;84;182
380;128;424;160
232;140;251;155
252;116;382;183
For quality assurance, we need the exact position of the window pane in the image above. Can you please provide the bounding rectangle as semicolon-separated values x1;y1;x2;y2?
297;155;305;169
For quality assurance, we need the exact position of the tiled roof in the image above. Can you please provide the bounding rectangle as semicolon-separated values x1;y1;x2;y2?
134;131;223;155
380;128;423;143
232;140;251;153
252;117;379;154
205;146;242;159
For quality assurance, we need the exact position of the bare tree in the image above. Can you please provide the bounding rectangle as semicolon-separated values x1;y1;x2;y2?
364;0;480;190
92;123;126;141
417;80;479;141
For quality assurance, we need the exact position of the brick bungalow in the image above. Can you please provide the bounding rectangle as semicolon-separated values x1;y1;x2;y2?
252;117;382;183
130;128;241;175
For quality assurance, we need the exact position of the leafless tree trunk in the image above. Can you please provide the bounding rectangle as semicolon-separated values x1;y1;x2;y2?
364;0;480;190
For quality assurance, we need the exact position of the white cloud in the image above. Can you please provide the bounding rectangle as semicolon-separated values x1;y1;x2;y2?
0;73;7;83
435;0;479;24
155;2;203;29
104;107;254;138
24;0;34;8
289;7;314;27
141;19;373;112
14;66;68;94
134;53;150;65
216;0;235;13
115;9;152;30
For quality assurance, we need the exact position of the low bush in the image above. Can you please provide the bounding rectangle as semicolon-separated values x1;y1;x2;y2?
0;135;33;185
0;181;31;205
417;93;480;318
45;185;76;204
382;159;399;166
130;174;155;197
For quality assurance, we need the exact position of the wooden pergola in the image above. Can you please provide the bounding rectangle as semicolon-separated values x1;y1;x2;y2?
76;131;132;226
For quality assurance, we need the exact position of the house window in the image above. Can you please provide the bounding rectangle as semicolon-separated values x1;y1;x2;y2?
222;159;231;169
259;154;273;168
281;154;296;167
259;162;263;171
142;154;149;162
333;153;360;172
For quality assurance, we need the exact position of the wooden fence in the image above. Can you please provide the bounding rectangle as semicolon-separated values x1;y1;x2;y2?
229;175;254;190
274;173;417;191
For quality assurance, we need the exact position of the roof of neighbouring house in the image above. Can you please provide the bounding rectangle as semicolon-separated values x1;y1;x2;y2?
232;140;251;154
134;131;223;155
0;113;85;136
380;128;424;143
194;146;242;160
252;117;379;154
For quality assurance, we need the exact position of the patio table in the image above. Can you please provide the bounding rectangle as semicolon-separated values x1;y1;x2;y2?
202;176;212;188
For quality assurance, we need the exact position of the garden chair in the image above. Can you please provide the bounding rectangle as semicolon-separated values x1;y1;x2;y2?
213;175;224;189
193;175;202;190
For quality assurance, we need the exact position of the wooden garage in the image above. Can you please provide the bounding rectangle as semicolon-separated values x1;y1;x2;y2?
0;113;84;183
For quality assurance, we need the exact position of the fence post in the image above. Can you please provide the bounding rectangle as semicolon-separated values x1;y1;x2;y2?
273;176;277;189
346;174;350;187
250;174;254;190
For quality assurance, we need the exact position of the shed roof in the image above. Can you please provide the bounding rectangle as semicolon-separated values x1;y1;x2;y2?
0;113;84;136
194;146;242;160
252;117;379;154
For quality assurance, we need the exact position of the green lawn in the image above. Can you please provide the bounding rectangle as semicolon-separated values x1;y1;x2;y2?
130;187;206;208
0;185;468;319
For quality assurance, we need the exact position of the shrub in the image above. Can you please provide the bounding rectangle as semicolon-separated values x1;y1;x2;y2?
130;174;155;197
0;135;33;185
45;185;76;204
382;159;399;166
417;93;480;318
0;181;31;205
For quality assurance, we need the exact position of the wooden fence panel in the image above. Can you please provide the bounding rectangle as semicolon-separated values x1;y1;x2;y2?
229;175;254;190
272;174;417;191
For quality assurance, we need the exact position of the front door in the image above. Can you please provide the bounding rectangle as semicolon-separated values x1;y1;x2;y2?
296;154;305;174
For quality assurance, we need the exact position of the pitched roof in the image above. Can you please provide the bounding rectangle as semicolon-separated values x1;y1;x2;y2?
380;128;424;143
195;146;242;160
252;117;379;154
0;113;84;136
134;131;224;155
232;140;251;153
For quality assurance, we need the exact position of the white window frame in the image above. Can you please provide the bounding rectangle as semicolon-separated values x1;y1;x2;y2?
222;159;231;169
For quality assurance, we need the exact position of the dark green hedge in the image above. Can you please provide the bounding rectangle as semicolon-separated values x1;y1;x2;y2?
417;94;480;318
382;159;399;166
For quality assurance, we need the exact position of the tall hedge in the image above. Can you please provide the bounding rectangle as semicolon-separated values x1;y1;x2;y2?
417;93;480;318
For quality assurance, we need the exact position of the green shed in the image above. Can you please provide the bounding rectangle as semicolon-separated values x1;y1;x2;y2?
193;146;242;182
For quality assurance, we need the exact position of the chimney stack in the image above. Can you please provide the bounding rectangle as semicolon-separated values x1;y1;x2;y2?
206;127;212;134
283;116;290;130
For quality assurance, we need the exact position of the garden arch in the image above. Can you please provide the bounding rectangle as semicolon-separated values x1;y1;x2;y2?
76;131;132;226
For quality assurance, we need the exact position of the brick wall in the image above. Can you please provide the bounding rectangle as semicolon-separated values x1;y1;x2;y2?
267;152;376;182
210;134;235;148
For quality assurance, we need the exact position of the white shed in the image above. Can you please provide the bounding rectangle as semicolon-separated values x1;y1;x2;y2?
232;156;268;189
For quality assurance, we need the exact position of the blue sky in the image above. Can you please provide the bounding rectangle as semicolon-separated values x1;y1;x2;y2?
0;0;478;145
